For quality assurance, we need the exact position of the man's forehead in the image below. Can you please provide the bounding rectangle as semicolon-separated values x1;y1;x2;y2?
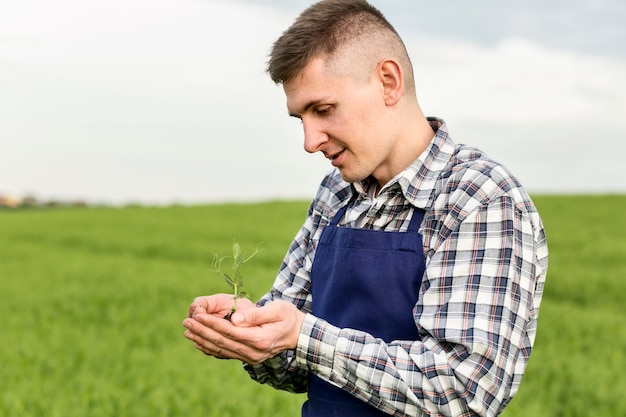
284;58;335;115
287;56;330;83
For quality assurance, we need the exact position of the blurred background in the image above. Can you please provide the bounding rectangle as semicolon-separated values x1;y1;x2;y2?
2;2;625;416
1;0;625;206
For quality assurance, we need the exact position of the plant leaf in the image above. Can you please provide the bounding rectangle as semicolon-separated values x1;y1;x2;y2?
211;241;263;304
222;273;236;289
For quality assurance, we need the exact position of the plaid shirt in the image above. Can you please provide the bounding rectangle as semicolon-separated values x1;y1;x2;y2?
245;118;548;417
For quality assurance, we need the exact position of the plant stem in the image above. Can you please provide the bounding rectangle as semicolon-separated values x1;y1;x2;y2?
232;283;238;312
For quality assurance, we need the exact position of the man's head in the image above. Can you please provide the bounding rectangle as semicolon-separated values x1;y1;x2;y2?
267;0;415;95
268;0;432;188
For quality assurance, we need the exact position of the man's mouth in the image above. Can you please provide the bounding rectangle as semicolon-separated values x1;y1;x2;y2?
327;150;345;167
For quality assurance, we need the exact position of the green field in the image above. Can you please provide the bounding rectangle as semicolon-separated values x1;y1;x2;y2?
1;195;625;416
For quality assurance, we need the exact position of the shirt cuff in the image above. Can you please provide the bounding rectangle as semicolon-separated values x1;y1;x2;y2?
295;313;340;379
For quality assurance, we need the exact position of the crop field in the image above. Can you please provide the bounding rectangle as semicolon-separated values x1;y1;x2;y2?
1;195;625;416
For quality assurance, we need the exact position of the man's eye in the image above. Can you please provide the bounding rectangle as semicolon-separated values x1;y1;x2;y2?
315;107;332;116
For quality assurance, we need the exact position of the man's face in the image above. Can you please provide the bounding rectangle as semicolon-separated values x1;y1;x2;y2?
284;56;396;185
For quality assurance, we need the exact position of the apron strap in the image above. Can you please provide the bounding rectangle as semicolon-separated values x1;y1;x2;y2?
407;207;425;232
328;205;348;227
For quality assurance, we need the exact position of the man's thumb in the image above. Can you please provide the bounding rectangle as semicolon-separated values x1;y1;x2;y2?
230;308;264;327
231;304;276;327
230;311;246;326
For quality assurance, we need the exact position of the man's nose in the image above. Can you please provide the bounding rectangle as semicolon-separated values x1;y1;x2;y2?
302;120;328;154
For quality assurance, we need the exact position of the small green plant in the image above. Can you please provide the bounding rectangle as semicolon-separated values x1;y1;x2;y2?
211;241;262;320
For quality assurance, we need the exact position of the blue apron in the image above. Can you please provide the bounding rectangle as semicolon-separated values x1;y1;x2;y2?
302;204;426;417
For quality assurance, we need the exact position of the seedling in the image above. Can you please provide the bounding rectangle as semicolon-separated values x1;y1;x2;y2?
210;242;262;320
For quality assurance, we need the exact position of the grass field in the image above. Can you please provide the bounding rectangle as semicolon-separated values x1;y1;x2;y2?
1;195;625;416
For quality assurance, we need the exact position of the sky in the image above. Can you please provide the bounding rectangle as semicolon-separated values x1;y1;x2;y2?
1;0;625;205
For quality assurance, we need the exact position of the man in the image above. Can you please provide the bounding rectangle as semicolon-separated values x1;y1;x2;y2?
182;1;548;416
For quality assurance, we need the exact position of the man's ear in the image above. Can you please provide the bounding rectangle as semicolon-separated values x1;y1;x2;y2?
378;58;404;106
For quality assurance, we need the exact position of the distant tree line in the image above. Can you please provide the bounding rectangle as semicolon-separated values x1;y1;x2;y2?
0;194;89;209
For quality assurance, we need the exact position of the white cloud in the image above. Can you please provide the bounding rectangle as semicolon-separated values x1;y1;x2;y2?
408;36;626;193
410;37;626;125
0;0;330;204
0;0;624;204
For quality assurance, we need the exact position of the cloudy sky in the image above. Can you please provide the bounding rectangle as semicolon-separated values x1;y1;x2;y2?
1;0;625;205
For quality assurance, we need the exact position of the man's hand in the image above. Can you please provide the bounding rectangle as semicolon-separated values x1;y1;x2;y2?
183;294;306;364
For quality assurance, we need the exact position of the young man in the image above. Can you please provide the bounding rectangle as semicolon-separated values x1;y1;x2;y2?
183;1;548;416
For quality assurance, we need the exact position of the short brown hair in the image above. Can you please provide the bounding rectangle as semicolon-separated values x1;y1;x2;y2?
267;0;412;87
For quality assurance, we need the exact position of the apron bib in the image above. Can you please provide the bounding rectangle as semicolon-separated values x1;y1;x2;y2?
303;205;426;417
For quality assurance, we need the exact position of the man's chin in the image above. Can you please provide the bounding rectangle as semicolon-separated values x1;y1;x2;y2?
337;169;368;184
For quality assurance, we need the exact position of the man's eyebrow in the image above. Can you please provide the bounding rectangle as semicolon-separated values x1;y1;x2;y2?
288;99;325;118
